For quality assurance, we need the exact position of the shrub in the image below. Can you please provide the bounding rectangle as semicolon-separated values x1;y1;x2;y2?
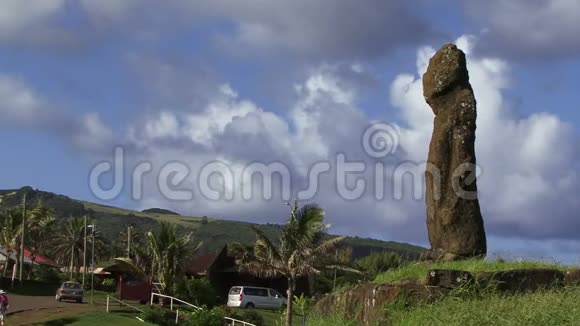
188;307;226;326
141;306;176;326
227;308;264;326
101;278;114;286
356;252;401;278
175;278;219;308
32;265;62;284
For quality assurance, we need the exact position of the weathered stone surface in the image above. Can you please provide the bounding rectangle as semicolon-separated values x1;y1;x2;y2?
313;283;449;325
477;269;565;293
426;269;474;289
422;43;486;259
420;248;463;261
564;269;580;285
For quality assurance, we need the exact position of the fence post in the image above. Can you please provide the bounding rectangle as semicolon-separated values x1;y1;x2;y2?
170;297;173;311
106;296;110;312
175;310;179;324
150;293;154;305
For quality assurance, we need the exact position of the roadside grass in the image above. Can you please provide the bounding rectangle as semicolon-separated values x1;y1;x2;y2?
374;259;570;284
388;286;580;325
306;313;359;326
33;311;153;325
253;309;303;326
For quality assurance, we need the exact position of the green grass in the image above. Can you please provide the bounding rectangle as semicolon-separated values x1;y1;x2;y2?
374;259;570;284
253;309;303;326
35;312;154;325
306;313;359;326
388;286;580;325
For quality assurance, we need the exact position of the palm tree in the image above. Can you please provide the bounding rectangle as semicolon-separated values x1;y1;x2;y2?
146;223;200;295
116;227;151;273
241;201;351;326
51;217;85;280
0;209;22;277
26;204;55;278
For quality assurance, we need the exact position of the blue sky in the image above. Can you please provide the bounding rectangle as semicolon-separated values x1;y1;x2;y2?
0;0;579;262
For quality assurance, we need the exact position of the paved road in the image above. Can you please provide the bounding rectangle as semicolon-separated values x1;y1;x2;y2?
7;294;82;315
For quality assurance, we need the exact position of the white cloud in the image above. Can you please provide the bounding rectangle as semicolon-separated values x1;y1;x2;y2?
0;74;113;153
465;0;580;59
0;76;45;124
0;0;64;34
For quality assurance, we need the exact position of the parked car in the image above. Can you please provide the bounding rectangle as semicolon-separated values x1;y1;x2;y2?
55;281;84;303
227;286;287;309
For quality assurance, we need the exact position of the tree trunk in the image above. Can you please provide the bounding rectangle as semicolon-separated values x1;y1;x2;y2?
286;277;295;326
70;248;75;280
28;255;36;280
14;249;20;282
2;250;12;278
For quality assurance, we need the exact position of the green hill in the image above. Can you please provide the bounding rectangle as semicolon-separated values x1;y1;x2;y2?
0;186;424;259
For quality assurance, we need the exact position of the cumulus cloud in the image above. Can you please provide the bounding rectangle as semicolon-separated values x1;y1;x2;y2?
464;0;580;59
0;74;113;153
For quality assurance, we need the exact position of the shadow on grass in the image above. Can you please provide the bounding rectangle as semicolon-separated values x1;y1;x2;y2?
42;317;80;325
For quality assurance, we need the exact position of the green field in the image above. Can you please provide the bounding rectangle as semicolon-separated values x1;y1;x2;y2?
388;286;580;325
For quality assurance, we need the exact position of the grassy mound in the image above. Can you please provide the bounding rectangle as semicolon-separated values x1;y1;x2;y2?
374;259;569;284
388;286;580;325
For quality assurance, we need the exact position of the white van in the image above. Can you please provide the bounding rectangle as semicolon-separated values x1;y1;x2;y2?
227;286;287;309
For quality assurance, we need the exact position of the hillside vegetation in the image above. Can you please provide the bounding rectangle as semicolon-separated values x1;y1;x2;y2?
312;259;580;325
0;186;424;258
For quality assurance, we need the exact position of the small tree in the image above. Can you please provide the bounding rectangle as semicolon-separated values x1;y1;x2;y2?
26;204;55;279
175;278;218;308
147;222;200;295
241;201;352;326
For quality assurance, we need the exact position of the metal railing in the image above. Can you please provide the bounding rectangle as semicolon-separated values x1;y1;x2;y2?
224;316;257;326
106;295;145;313
150;292;202;311
149;292;255;326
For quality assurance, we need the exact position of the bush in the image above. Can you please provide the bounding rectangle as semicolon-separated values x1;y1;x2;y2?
227;308;264;326
141;306;176;326
188;307;226;326
32;265;62;284
175;278;219;308
356;252;401;278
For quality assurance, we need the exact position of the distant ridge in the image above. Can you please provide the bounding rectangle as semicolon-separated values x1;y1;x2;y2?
142;208;181;216
0;186;425;259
